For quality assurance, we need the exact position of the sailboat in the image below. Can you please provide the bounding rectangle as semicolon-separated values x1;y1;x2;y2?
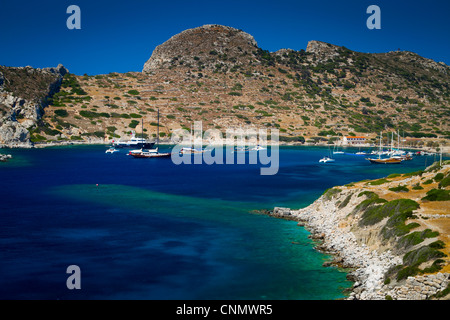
129;109;171;158
332;142;344;154
319;146;335;163
180;147;205;154
366;131;402;164
355;146;367;155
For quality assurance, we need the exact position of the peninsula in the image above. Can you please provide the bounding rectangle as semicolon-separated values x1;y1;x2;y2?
271;161;450;300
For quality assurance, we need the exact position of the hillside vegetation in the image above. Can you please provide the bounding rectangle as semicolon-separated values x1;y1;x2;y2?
1;25;449;147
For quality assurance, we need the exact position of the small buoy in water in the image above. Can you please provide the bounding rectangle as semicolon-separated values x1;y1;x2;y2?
96;184;99;187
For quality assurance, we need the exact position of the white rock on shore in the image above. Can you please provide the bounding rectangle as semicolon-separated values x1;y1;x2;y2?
0;153;12;162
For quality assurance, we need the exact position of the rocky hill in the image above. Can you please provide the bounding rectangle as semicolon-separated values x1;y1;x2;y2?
271;161;450;300
0;24;449;147
0;64;67;147
143;24;258;73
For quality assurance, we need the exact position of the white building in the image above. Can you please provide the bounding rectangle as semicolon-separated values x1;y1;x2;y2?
343;136;366;145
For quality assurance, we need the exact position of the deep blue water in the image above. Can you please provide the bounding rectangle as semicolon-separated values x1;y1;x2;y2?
0;145;444;300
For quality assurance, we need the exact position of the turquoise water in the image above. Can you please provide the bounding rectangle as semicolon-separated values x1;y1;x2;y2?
0;145;442;299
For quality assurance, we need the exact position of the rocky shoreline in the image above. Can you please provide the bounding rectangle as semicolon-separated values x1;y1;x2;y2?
270;181;450;300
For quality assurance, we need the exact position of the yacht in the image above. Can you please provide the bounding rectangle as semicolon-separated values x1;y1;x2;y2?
105;146;119;154
113;131;155;149
180;147;204;154
251;145;266;151
319;156;335;163
128;110;171;158
129;148;171;158
233;146;249;153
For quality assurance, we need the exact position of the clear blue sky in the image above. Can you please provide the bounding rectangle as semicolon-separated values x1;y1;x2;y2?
1;0;449;75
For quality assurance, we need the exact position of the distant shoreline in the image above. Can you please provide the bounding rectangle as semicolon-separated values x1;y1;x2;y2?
1;140;448;156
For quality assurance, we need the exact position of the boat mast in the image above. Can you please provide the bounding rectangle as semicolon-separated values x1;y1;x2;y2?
379;131;382;159
391;132;394;153
141;118;144;150
157;108;160;148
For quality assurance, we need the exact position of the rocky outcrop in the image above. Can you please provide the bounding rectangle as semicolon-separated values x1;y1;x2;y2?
388;273;449;300
0;121;31;148
306;40;342;63
0;64;68;147
382;51;450;75
143;24;258;73
0;71;4;89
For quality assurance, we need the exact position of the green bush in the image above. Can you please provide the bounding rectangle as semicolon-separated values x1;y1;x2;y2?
433;173;444;182
429;240;445;249
322;188;342;201
389;185;409;192
368;178;390;186
397;266;421;280
439;175;450;188
129;120;139;128
31;134;47;142
403;245;446;268
422;259;445;274
338;194;353;209
42;126;62;136
397;229;439;250
422;189;450;201
54;109;68;117
380;199;420;238
279;136;305;143
353;193;389;225
318;130;337;136
79;110;109;119
377;94;394;101
127;90;140;95
402;170;424;177
357;191;378;198
432;283;450;299
358;203;389;226
396;243;447;281
61;73;87;95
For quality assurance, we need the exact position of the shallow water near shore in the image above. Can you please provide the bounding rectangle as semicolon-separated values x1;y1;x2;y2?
0;145;444;299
